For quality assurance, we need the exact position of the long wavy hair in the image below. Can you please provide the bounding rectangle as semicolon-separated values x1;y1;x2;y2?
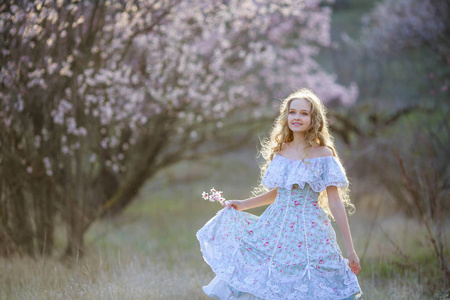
259;88;355;217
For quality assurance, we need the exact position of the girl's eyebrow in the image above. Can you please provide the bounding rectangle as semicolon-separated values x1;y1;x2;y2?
289;108;310;112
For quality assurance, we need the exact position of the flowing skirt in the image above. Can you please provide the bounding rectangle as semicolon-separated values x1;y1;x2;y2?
197;187;362;299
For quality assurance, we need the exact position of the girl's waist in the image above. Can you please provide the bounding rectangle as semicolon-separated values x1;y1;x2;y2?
273;195;319;207
276;186;319;197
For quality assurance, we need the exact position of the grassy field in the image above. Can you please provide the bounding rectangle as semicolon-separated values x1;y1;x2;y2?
1;150;448;299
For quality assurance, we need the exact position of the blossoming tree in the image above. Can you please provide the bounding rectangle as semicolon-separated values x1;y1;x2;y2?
363;0;449;60
0;0;357;256
361;0;449;284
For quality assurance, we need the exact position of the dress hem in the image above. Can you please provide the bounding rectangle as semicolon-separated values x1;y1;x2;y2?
203;273;362;300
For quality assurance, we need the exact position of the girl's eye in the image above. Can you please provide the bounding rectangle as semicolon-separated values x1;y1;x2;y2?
302;112;308;116
289;111;295;114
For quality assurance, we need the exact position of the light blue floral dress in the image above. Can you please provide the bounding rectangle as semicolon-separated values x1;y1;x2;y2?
197;155;362;299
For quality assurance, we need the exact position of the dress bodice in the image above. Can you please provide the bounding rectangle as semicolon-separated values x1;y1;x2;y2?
272;185;319;209
261;154;349;192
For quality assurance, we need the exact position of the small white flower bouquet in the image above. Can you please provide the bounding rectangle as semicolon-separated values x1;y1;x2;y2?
202;188;226;205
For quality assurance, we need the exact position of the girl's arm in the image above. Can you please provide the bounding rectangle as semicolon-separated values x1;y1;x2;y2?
223;188;278;211
326;186;361;275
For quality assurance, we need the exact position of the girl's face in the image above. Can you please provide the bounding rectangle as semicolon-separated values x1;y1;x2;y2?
287;98;311;134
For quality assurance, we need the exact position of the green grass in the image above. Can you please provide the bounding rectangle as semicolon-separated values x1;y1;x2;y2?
1;151;448;299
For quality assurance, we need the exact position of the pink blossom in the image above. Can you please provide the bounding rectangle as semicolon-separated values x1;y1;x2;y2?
201;188;226;204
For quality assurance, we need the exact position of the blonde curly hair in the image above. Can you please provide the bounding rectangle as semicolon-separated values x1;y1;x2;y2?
259;88;355;217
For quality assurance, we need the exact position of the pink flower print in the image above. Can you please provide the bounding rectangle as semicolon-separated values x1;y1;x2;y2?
311;221;316;228
294;201;299;206
264;242;269;247
248;230;253;235
326;239;330;245
298;242;302;248
290;222;295;228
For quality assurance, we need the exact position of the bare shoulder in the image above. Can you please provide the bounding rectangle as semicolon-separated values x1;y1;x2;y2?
309;146;334;158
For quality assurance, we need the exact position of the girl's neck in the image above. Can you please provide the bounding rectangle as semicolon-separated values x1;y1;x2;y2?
291;133;307;148
289;135;312;159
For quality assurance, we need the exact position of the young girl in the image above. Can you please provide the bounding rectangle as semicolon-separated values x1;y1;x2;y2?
197;88;362;299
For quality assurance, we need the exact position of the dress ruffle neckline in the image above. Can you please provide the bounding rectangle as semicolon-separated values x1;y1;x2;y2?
261;154;348;192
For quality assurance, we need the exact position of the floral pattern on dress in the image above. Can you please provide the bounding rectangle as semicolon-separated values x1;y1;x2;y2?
197;155;362;300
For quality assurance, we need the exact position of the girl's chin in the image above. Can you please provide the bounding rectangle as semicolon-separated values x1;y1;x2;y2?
289;127;306;132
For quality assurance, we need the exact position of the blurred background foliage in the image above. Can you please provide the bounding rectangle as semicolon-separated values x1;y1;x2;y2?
0;0;449;299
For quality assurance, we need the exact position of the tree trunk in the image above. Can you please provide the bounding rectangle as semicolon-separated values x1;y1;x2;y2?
0;226;23;257
34;180;55;256
10;184;35;256
102;167;155;217
64;207;88;258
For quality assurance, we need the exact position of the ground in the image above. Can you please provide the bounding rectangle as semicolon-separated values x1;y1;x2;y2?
1;150;447;299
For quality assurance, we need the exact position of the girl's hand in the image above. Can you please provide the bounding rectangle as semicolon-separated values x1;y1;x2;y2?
223;200;245;211
347;250;361;275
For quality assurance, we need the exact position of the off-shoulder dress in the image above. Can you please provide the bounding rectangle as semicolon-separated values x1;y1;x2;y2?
196;155;362;299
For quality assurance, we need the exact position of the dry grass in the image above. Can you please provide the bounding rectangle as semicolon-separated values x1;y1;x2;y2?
1;151;448;299
0;250;211;299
